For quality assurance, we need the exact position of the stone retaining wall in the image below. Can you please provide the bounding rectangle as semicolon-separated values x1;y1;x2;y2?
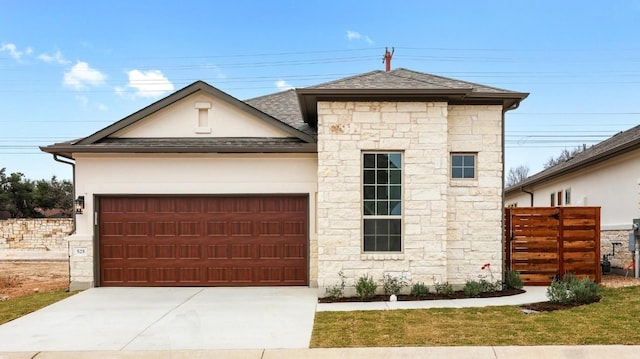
0;219;72;252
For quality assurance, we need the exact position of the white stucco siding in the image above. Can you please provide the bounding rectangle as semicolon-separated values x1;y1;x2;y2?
68;153;318;289
113;92;291;138
504;149;640;230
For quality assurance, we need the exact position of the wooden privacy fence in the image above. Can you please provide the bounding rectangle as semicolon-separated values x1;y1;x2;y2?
504;207;601;285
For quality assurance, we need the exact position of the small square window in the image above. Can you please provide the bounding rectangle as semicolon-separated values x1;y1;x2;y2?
451;154;476;179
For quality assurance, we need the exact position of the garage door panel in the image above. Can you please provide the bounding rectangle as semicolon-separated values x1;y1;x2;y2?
206;221;229;236
99;196;308;287
154;244;176;259
283;244;305;259
207;244;229;259
178;221;201;236
126;244;148;259
179;244;202;259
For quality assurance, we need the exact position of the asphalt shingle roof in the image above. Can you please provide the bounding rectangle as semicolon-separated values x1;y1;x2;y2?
505;124;640;193
307;68;516;93
245;89;314;138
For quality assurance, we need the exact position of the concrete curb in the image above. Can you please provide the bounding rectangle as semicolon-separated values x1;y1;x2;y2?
2;346;639;359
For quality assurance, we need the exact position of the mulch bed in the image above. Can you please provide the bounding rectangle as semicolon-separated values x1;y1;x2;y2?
318;288;525;303
519;296;601;312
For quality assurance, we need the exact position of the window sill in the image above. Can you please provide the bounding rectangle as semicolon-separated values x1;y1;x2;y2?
361;253;404;261
450;179;478;187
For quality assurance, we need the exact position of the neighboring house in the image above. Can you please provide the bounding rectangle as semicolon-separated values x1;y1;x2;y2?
41;68;528;292
504;125;640;268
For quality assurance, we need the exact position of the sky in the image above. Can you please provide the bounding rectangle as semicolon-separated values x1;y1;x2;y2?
1;0;639;181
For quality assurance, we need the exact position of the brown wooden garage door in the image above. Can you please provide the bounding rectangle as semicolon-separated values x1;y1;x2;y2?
98;196;308;286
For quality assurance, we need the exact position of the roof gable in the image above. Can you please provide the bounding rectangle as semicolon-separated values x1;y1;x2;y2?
112;91;293;139
505;124;640;194
78;81;315;145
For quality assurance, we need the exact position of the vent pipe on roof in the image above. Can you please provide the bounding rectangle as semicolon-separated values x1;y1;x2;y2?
382;47;394;72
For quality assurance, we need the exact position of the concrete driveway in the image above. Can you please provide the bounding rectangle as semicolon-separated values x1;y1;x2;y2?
0;287;318;352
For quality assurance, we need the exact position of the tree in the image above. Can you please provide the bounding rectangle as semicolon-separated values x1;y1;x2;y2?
506;165;530;187
0;168;73;218
34;176;73;215
0;169;38;218
543;146;584;169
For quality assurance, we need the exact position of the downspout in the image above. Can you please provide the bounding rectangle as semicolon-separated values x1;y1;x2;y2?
520;187;534;206
502;101;520;288
53;154;75;292
53;154;76;234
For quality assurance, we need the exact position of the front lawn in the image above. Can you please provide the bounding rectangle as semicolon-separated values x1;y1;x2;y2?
0;290;76;325
311;285;640;347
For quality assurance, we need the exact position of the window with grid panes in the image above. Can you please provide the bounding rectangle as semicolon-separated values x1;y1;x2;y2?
363;152;402;252
451;153;476;179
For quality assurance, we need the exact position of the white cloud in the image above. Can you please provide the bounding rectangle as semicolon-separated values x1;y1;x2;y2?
346;30;373;44
97;103;108;111
64;61;106;89
275;80;294;91
0;43;26;60
124;69;174;98
39;50;70;64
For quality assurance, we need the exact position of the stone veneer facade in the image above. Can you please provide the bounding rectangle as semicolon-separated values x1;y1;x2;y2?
316;101;504;291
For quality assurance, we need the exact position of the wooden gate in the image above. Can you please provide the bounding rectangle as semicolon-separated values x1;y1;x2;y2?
504;207;601;285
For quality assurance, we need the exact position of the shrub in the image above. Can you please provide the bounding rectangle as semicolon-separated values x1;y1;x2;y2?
433;280;453;296
410;282;430;297
381;273;408;295
562;272;579;286
546;280;571;305
354;274;377;299
546;274;599;305
463;280;483;297
571;277;599;303
505;270;523;289
325;271;346;300
479;279;500;293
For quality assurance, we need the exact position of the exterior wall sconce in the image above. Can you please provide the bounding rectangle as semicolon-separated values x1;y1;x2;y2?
74;196;85;214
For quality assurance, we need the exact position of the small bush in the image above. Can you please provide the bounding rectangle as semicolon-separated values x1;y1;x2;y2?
463;280;483;297
480;279;501;292
354;274;377;299
571;277;599;303
505;270;523;289
410;282;430;297
433;280;453;296
381;273;407;295
562;272;579;286
546;274;599;305
547;280;571;305
325;271;346;300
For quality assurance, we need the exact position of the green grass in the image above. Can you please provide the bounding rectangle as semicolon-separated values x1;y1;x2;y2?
311;285;640;347
0;290;76;325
